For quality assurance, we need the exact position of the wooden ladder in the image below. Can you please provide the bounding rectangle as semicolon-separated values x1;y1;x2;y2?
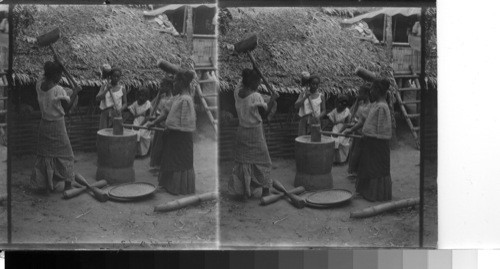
0;72;7;146
194;65;218;134
394;73;421;149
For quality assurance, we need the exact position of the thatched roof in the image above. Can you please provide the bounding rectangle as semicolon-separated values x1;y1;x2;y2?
13;5;191;88
218;7;394;95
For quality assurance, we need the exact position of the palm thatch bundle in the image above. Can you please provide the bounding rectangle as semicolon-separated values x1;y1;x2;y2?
218;7;395;96
12;5;191;89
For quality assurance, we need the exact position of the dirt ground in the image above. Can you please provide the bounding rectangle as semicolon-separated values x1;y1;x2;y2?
0;145;6;243
219;128;435;248
6;131;217;249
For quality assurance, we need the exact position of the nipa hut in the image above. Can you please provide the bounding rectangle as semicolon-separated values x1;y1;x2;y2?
11;5;192;155
218;7;398;160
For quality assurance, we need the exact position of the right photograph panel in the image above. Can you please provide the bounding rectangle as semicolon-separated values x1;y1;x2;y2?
217;7;437;247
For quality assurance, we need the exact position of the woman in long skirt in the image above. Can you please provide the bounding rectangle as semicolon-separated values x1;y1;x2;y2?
344;84;372;178
228;68;279;199
147;70;196;195
149;76;174;169
347;78;392;202
30;60;81;193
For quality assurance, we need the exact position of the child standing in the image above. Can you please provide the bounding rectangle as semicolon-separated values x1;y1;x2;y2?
327;95;351;164
96;68;127;130
295;75;326;136
127;87;152;157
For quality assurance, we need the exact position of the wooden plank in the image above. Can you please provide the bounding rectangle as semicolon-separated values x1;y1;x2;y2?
195;66;217;71
394;74;419;79
402;100;421;105
202;93;218;98
398;87;421;92
198;79;217;84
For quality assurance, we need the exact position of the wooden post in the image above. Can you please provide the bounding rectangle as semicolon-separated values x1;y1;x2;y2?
385;15;393;60
186;6;194;55
182;6;187;35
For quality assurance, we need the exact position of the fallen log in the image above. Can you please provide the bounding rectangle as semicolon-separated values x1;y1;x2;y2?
350;198;419;218
154;192;217;212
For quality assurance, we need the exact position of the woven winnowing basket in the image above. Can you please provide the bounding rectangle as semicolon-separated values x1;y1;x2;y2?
306;189;353;206
108;182;156;200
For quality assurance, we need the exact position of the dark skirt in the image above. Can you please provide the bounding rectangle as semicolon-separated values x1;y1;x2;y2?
158;130;195;195
356;136;392;202
347;137;362;174
149;131;164;168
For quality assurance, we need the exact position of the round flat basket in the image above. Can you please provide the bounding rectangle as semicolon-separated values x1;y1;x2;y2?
305;189;353;208
108;182;156;201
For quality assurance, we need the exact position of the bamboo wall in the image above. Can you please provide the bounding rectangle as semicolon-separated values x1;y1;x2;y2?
10;107;100;156
193;36;217;67
392;44;421;74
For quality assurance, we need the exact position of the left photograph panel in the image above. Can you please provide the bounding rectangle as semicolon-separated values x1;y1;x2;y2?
0;4;7;245
7;4;218;248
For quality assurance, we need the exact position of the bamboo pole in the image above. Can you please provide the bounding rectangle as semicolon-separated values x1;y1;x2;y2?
122;124;166;132
321;131;362;139
350;198;419;218
154;192;217;212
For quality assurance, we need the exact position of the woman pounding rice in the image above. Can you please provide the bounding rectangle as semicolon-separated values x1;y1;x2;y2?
344;84;372;178
149;76;174;170
228;68;279;199
346;78;392;202
146;70;196;195
30;60;81;193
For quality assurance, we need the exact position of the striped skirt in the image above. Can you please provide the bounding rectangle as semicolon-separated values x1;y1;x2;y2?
30;118;74;192
228;125;272;198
